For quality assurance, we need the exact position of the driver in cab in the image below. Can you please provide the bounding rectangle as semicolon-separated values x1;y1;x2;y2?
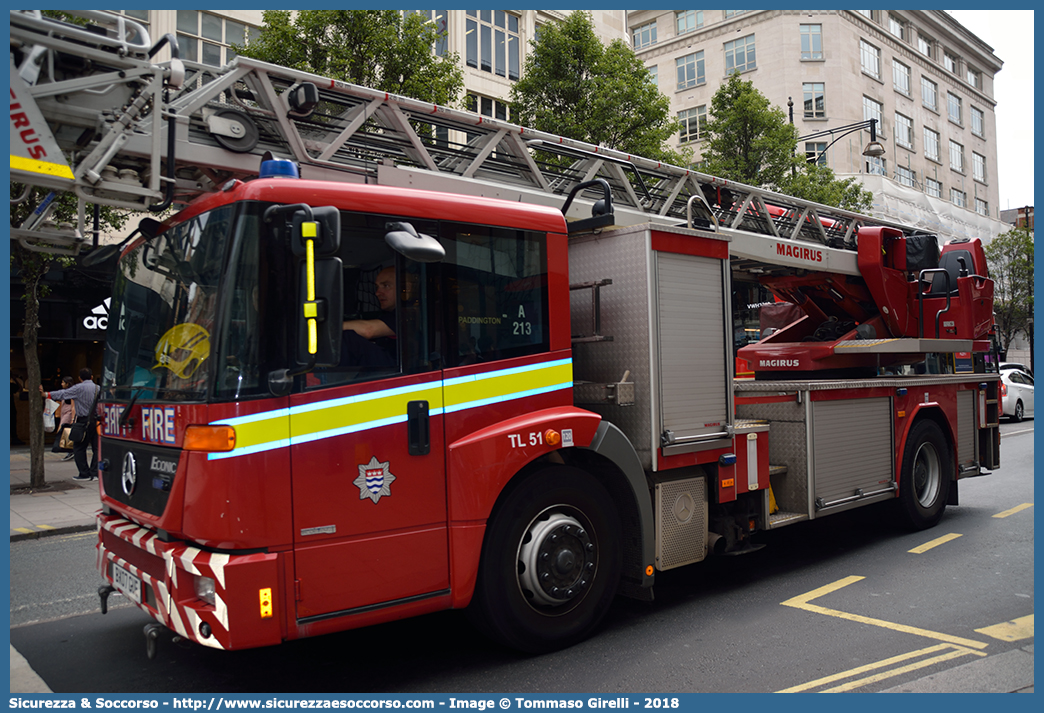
341;266;397;367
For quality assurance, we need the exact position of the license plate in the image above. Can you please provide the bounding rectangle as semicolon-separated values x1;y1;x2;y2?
112;562;142;603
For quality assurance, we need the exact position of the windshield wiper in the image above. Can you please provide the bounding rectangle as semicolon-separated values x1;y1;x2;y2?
117;386;151;430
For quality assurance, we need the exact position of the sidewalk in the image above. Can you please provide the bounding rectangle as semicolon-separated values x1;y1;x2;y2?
9;445;100;541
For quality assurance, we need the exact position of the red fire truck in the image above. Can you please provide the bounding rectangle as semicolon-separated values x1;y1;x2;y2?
11;11;1000;658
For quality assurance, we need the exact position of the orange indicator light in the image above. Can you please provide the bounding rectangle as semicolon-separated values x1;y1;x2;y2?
545;429;561;446
184;425;236;452
645;565;655;577
259;588;273;619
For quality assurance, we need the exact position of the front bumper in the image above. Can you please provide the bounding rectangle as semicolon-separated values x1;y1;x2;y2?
96;513;284;650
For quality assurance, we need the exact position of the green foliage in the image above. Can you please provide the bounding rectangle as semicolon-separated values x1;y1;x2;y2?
234;10;463;106
984;227;1035;353
509;11;686;165
700;73;799;187
778;163;875;213
700;73;875;212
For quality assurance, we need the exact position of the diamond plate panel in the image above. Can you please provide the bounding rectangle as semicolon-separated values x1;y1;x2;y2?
570;228;656;468
654;476;708;570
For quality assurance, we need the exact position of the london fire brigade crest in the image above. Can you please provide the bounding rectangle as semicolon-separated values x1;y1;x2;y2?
354;456;396;503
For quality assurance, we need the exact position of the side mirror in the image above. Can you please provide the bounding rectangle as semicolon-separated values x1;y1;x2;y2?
384;222;445;263
263;204;344;374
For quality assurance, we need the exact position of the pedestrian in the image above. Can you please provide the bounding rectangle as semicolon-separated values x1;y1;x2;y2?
50;375;77;460
39;367;100;481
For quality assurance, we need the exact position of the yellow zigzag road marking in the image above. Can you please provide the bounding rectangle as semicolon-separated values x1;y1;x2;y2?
908;532;962;553
777;643;985;693
993;503;1033;518
975;614;1034;642
781;575;989;649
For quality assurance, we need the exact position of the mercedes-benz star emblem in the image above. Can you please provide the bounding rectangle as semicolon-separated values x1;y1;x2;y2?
121;452;137;496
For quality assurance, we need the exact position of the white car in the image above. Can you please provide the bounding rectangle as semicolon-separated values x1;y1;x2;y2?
1001;369;1034;422
1000;362;1032;375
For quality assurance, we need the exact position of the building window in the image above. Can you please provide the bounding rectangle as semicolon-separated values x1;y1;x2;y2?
971;106;985;137
805;141;828;166
678;105;708;143
897;165;916;187
676;51;705;90
949;140;964;172
406;11;449;56
947;92;962;124
803;82;825;119
893;60;911;95
921;77;938;112
176;11;258;66
976;198;989;216
944;51;959;74
966;68;981;89
800;24;822;59
648;65;658;87
465;11;520;80
950;188;966;208
924;127;940;162
866;156;886;176
973;152;987;183
467;94;510;121
725;11;749;19
676;11;703;34
630;19;655;48
917;35;933;59
633;20;657;49
863;96;883;131
926;178;942;198
860;40;880;79
895;112;913;149
725;34;757;74
888;15;905;41
857;11;878;22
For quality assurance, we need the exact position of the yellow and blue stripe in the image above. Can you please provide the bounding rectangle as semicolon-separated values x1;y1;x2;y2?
208;358;572;460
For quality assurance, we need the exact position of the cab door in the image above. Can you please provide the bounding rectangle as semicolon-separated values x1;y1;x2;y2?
289;256;448;622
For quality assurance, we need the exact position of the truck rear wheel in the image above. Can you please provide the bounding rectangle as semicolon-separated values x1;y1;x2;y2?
896;419;951;530
468;466;621;653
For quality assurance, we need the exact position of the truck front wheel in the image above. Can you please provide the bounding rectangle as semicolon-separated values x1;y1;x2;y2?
468;466;622;653
896;419;952;530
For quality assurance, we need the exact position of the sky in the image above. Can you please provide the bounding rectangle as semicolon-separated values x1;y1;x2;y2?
946;9;1035;211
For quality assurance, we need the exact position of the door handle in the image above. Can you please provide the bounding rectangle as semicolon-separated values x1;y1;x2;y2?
407;400;429;456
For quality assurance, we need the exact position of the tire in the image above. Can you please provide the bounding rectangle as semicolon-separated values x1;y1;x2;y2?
896;419;952;530
1013;400;1024;422
468;466;622;653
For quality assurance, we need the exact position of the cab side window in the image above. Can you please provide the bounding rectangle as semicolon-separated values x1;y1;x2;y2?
440;224;549;367
308;213;438;389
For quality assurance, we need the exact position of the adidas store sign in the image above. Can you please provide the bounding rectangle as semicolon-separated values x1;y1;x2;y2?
83;298;110;331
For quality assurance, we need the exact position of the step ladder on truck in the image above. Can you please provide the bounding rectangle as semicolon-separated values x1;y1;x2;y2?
11;10;1001;658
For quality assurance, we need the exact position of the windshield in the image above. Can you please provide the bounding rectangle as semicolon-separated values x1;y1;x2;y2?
103;206;235;400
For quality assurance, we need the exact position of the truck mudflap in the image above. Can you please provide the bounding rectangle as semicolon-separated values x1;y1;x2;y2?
96;513;283;651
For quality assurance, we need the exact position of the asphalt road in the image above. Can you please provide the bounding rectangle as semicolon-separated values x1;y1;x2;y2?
10;421;1033;694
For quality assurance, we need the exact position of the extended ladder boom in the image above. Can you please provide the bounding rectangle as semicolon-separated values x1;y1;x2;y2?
12;9;912;269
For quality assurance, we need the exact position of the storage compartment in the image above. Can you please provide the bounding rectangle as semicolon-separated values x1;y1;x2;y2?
569;224;731;470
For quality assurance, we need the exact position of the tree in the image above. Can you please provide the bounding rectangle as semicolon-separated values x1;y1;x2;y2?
700;73;799;188
510;11;685;165
234;11;463;107
700;74;875;212
984;227;1034;357
10;185;128;488
778;162;875;213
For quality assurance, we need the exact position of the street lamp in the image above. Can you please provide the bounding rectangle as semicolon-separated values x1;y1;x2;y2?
786;98;885;176
797;118;886;160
